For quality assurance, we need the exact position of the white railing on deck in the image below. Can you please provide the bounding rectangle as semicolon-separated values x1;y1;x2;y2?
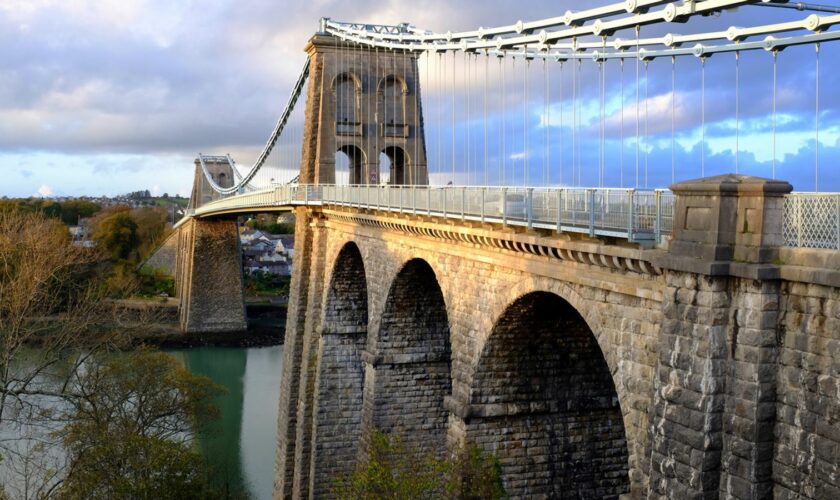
784;193;840;250
194;185;675;244
185;188;840;250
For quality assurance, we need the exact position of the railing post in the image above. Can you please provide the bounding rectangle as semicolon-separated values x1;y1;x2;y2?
588;189;596;237
556;189;563;232
304;185;309;205
502;187;508;226
836;195;840;250
655;190;662;245
461;188;466;220
481;188;486;223
626;189;634;242
796;196;802;247
443;187;448;219
412;186;417;215
427;188;431;216
526;188;534;230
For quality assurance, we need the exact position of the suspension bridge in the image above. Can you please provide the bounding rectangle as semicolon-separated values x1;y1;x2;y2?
154;1;840;498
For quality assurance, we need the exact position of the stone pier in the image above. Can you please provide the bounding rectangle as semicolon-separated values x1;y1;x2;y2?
175;217;247;333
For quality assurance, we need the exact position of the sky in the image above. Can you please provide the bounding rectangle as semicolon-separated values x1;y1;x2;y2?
1;0;839;198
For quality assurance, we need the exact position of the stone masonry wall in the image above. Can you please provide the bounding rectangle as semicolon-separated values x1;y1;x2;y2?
309;243;368;498
650;272;783;499
274;208;315;499
141;229;178;276
263;173;840;498
775;282;840;499
177;218;246;333
649;269;840;499
275;211;666;498
360;259;451;458
466;291;629;497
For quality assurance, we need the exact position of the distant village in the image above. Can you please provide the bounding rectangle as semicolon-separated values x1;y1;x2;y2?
240;225;294;276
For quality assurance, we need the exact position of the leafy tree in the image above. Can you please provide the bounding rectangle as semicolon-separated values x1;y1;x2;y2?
55;349;224;499
243;214;295;234
59;200;101;226
92;211;138;260
335;431;505;500
244;272;290;296
267;222;294;234
130;207;169;260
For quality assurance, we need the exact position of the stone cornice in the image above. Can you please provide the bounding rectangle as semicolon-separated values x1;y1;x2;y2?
319;207;664;277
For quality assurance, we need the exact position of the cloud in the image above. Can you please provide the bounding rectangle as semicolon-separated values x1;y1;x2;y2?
1;0;838;196
36;184;53;197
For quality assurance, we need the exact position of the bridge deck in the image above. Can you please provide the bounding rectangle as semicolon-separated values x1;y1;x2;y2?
185;185;840;250
189;185;674;244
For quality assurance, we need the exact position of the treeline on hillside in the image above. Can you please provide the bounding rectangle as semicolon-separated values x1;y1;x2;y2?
123;190;190;208
89;206;175;298
90;206;170;263
0;198;101;226
244;213;295;234
0;199;174;297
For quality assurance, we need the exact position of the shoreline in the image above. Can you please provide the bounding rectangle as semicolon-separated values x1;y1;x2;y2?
116;298;286;349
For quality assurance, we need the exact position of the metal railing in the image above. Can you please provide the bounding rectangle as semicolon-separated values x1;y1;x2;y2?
185;186;840;251
193;184;675;243
784;193;840;250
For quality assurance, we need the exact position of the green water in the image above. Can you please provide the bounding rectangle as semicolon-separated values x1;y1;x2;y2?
168;345;284;500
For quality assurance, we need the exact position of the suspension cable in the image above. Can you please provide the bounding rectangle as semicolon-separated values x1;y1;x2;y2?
772;49;778;179
577;59;582;185
451;51;456;183
466;51;471;185
620;58;625;188
599;57;605;187
735;50;740;174
815;42;820;191
671;55;676;184
600;36;606;187
560;61;564;187
414;49;419;184
701;55;706;177
502;54;507;185
635;25;641;188
572;44;577;186
525;56;530;186
484;52;488;186
544;57;549;186
644;60;649;188
437;51;442;183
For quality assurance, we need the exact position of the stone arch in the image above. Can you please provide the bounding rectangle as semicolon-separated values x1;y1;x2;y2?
491;279;620;380
465;291;630;498
361;258;452;457
336;144;366;185
377;74;407;137
379;145;409;185
311;241;369;493
333;72;361;136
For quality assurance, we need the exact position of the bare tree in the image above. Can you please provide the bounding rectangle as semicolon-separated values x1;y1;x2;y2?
0;209;127;495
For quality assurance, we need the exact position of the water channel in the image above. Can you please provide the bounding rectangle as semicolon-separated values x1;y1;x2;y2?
168;345;284;500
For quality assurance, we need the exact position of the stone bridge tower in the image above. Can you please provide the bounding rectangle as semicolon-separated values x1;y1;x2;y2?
300;30;428;186
176;156;246;333
189;155;236;209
